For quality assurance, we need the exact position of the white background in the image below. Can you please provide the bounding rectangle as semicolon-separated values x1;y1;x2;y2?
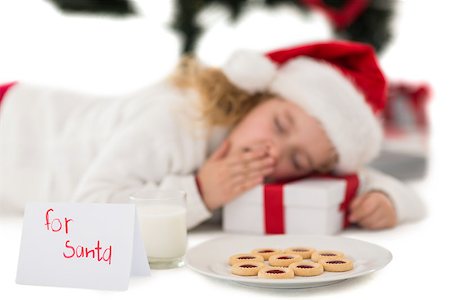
1;0;449;299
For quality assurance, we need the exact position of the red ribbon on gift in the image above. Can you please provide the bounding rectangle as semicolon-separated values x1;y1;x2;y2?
0;81;17;107
263;183;286;234
263;174;359;234
333;174;360;228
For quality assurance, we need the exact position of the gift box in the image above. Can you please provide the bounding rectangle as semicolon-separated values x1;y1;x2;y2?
223;175;359;235
370;81;431;180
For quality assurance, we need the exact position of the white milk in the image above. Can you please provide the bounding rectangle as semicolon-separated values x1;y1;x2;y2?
136;204;187;259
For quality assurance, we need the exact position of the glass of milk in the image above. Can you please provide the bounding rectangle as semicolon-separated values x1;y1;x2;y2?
130;189;187;269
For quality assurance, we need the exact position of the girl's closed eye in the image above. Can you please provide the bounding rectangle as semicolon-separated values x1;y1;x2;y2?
274;115;290;134
274;116;283;133
292;155;303;171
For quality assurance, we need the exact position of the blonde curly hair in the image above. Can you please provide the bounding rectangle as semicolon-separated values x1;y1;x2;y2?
169;55;338;173
169;55;274;130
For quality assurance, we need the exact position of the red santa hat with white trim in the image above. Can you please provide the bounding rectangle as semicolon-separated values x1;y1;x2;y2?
222;41;387;174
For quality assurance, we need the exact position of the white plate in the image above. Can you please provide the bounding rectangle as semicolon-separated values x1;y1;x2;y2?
186;234;392;289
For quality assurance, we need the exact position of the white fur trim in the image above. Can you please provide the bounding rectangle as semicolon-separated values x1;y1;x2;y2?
269;57;383;173
223;50;277;93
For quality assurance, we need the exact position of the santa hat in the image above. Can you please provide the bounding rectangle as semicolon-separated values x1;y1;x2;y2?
222;41;387;173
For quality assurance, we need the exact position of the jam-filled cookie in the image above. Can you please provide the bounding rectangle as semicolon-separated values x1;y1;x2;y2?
258;266;295;279
289;261;324;277
268;253;302;267
311;250;345;262
320;258;353;272
283;247;315;259
228;253;264;266
231;261;265;276
250;248;282;260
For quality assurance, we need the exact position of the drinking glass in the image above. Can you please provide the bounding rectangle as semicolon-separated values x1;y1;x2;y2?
130;189;187;269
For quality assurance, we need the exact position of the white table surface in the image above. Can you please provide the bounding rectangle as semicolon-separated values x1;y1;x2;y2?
0;193;447;300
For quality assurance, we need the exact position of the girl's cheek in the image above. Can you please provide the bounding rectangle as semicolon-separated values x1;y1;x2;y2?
270;164;290;179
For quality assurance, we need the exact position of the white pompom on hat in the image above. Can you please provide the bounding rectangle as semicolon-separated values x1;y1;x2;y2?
222;41;387;174
222;50;278;93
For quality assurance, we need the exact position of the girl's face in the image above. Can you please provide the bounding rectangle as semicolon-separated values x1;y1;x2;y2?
227;97;336;182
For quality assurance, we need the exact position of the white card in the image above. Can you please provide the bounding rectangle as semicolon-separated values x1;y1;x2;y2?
16;203;150;290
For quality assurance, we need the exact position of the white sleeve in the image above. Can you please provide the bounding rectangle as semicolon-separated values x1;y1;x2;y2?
358;167;427;224
71;115;212;230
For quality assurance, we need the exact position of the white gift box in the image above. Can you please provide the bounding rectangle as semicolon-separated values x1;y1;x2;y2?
223;175;359;235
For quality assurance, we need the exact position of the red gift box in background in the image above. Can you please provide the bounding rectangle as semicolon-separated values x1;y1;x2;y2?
384;82;431;133
369;81;432;180
223;174;359;235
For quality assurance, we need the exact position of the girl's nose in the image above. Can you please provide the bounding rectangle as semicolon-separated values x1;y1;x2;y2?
266;140;280;163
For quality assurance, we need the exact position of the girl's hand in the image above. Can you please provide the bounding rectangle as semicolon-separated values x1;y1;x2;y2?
197;139;275;212
349;191;397;230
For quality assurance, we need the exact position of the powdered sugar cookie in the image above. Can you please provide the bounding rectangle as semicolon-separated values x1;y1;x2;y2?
228;253;264;266
320;258;353;272
268;253;302;267
289;261;324;276
311;250;345;262
231;261;265;276
258;266;295;279
284;247;315;259
250;248;282;260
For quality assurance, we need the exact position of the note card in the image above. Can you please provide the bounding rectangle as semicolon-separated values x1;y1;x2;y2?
16;203;150;290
